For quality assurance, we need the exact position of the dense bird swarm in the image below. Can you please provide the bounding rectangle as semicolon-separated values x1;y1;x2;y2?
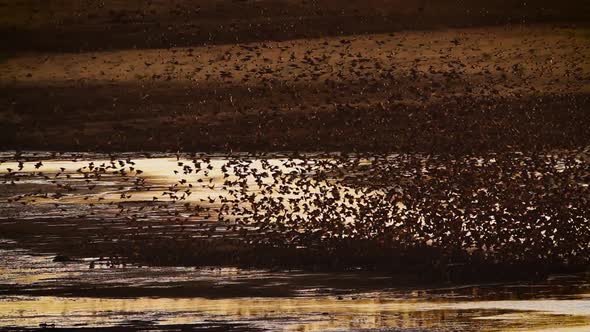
1;1;589;280
2;149;589;279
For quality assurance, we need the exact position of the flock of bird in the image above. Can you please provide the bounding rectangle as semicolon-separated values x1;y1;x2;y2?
1;3;589;271
3;23;589;153
1;148;589;269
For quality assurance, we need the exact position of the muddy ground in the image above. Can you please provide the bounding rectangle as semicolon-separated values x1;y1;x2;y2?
1;1;589;153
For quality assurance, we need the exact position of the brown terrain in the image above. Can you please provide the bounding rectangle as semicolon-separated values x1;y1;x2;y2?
1;0;589;153
1;3;590;330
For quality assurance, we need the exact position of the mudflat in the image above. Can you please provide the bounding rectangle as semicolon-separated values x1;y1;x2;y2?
2;3;590;330
1;1;589;153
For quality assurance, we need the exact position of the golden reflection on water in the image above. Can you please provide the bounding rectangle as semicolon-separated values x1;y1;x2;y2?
0;157;348;204
2;155;590;331
2;158;235;203
1;296;590;331
0;156;371;230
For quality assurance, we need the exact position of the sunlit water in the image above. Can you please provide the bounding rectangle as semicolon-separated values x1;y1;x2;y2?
1;242;589;331
0;151;365;223
1;151;589;331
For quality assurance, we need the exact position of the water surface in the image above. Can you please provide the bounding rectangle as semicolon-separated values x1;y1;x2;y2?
1;151;589;331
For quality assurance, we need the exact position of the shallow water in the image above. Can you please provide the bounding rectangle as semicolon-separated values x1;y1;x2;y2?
0;151;358;222
1;151;589;331
1;243;589;331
